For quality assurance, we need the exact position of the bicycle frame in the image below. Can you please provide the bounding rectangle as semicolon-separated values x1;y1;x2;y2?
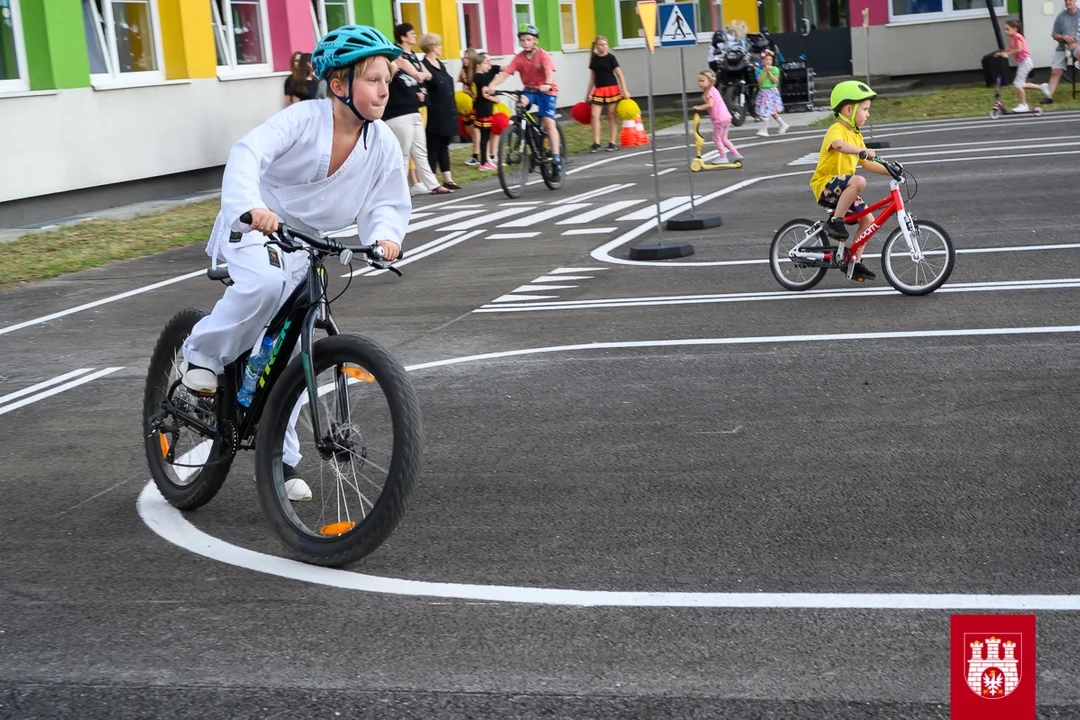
217;252;345;454
790;175;923;265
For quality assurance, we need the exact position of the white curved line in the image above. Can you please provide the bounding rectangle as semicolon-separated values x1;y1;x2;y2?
139;326;1080;608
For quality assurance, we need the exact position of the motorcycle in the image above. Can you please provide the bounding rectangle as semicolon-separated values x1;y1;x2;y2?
709;30;782;127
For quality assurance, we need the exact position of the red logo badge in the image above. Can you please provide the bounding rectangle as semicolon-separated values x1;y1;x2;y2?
950;614;1035;719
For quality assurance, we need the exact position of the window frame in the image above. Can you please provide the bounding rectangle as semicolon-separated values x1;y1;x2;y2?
457;0;487;54
311;0;355;43
212;0;273;77
513;0;534;52
0;0;30;93
84;0;167;87
393;0;427;35
558;0;578;49
887;0;1006;24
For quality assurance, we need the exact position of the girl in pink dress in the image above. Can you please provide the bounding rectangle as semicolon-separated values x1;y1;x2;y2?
692;70;743;163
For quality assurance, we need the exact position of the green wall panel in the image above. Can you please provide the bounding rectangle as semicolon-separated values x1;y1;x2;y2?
594;0;618;44
356;0;394;36
534;0;561;51
19;0;89;90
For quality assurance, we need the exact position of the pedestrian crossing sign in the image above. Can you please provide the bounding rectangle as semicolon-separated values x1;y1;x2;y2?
658;2;696;47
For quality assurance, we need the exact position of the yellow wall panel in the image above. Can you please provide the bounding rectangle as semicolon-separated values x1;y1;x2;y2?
159;0;216;80
575;0;596;50
722;0;759;32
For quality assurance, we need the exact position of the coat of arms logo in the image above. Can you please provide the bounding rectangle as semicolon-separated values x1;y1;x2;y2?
964;634;1022;699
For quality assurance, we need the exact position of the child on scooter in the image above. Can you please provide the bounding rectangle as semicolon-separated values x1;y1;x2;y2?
692;70;743;163
995;19;1053;111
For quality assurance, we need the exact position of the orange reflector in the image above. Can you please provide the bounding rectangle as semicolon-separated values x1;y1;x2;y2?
159;433;170;460
320;521;357;536
342;366;374;383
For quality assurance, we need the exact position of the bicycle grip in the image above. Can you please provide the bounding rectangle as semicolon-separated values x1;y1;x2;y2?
239;211;252;224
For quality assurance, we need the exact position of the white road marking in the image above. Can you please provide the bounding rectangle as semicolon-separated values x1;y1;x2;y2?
442;207;533;231
345;231;464;278
511;284;578;293
550;267;608;274
406;209;484;233
562;227;618;236
652;168;678;177
618;197;696;221
487;232;542;239
0;368;94;405
557;200;648;225
0;367;124;416
556;183;635;204
498;201;543;206
491;293;561;302
0;268;212;337
475;277;1080;313
530;275;594;282
498;204;590;227
139;323;1080;607
365;230;484;276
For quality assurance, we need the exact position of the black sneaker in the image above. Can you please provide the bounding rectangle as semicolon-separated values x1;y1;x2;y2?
551;158;563;181
841;261;876;281
823;217;848;239
606;142;618;152
590;143;601;153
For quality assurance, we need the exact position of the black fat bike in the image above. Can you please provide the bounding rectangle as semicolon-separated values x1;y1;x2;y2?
143;214;422;567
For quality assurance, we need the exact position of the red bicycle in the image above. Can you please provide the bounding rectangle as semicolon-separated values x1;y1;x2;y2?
769;159;955;295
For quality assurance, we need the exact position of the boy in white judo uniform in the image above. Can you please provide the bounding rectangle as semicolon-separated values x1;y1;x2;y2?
180;26;411;497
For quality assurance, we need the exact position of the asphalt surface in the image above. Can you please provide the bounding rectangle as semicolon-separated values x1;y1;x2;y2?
3;111;1080;718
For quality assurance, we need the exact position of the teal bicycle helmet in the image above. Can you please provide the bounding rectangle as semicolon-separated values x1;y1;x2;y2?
311;25;401;129
312;25;401;80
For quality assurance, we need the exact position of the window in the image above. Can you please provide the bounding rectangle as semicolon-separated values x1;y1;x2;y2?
559;0;577;48
890;0;1003;22
211;0;271;71
0;0;29;93
513;1;533;30
457;0;485;53
617;0;642;43
311;0;354;43
82;0;164;81
394;0;425;34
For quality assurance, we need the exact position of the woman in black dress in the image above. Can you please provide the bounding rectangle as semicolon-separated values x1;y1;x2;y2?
420;33;461;190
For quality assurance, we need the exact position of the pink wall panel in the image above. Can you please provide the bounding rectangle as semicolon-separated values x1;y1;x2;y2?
268;0;317;71
483;0;512;55
849;0;890;27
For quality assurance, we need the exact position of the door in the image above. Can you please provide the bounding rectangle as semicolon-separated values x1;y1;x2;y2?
759;0;852;77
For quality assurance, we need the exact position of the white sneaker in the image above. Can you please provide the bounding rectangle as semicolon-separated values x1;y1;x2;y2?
180;361;217;394
283;464;312;502
1040;82;1051;99
409;183;426;196
778;122;789;135
1012;103;1029;112
756;128;769;137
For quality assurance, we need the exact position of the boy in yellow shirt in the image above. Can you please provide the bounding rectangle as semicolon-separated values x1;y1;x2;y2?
809;81;891;281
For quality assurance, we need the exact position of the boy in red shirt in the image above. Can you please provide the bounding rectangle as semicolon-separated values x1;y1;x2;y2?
482;24;562;179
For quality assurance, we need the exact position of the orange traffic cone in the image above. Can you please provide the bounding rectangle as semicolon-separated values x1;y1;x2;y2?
620;119;639;147
634;116;649;145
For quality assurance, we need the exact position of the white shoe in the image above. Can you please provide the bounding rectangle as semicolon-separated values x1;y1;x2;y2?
756;128;769;137
778;122;789;135
409;183;426;196
1040;82;1051;99
1012;103;1029;112
180;361;217;394
283;464;312;502
285;478;312;502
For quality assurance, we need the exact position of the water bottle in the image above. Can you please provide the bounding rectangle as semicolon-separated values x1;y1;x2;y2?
237;336;276;407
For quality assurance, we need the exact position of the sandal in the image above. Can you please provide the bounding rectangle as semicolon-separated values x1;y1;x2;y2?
431;186;452;194
443;182;462;190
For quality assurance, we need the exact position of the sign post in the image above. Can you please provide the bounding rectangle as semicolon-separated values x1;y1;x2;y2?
637;1;663;237
661;1;721;232
861;7;890;150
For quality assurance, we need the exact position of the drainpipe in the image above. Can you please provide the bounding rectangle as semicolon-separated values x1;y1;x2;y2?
987;0;1006;50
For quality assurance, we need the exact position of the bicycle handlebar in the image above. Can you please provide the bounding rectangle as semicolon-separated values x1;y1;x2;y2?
238;212;401;273
871;157;905;182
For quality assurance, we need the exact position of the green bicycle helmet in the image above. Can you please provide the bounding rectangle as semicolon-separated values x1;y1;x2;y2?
518;24;540;38
830;80;877;113
311;25;401;80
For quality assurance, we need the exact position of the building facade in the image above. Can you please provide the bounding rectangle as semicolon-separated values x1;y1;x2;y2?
0;0;1032;206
